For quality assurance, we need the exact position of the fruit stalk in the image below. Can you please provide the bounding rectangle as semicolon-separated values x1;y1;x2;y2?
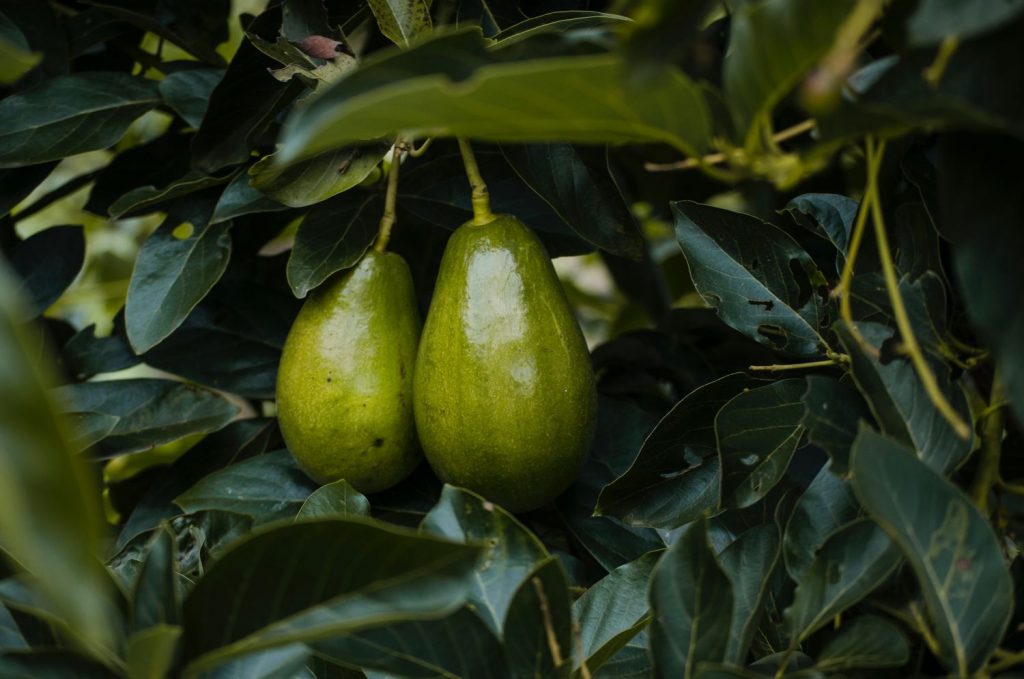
456;136;495;225
374;137;405;252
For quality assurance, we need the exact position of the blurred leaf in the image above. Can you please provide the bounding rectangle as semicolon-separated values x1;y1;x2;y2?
158;68;223;128
904;0;1024;46
130;526;179;633
0;603;27;651
673;201;828;357
782;463;858;581
421;485;547;633
850;428;1013;675
719;524;781;663
622;0;715;80
125;199;232;353
0;34;39;85
7;226;84;320
175;450;318;525
814;613;910;671
504;557;573;679
649;516;732;678
180;519;480;673
251;143;389;209
784;517;901;645
0;1;67;81
723;0;858;145
574;550;661;672
297;480;369;519
287;192;382;298
0;650;118;678
799;375;871;474
125;624;182;679
597;375;756;529
0;163;55;218
109;171;234;219
368;0;432;46
781;193;858;274
0;264;118;657
717;378;806;508
279;29;712;164
0;72;159;168
54;378;239;458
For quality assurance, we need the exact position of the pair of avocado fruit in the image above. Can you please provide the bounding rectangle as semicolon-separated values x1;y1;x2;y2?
275;214;597;513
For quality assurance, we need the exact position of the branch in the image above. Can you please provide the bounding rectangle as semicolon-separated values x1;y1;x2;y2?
644;119;816;172
532;576;565;669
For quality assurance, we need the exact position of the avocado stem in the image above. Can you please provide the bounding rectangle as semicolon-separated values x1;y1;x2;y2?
456;137;495;226
374;137;405;252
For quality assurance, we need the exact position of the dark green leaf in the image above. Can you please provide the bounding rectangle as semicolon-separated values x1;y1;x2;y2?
54;378;239;458
181;519;480;673
109;171;234;218
210;172;289;225
850;428;1013;674
125;624;182;679
781;193;858;274
0;603;27;651
62;324;139;381
368;0;432;46
250;143;388;209
421;485;547;633
800;375;871;474
0;650;117;679
719;524;781;663
673;201;828;357
0;72;159;168
0;1;67;81
297;480;370;519
7;226;84;320
504;557;573;679
130;526;180;632
593;637;651;679
649;516;732;678
0;163;55;218
782;463;859;581
196;643;309;679
158;68;223;128
904;0;1024;46
717;378;806;508
814;613;910;671
492;11;628;46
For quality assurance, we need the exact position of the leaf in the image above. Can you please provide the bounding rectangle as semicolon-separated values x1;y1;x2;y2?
719;524;781;663
784;518;901;645
904;0;1024;46
782;463;859;581
835;321;973;473
109;171;234;219
723;0;858;145
180;518;480;673
287;192;382;298
0;163;55;218
62;323;139;381
594;637;652;679
7;226;84;320
54;378;239;458
673;201;828;357
250;143;389;208
130;526;180;635
814;614;910;671
125;624;182;679
195;643;310;679
175;451;318;525
781;193;858;274
0;264;118;656
649;517;732;679
421;485;547;633
0;72;159;168
368;0;433;46
499;143;643;258
717;378;806;509
504;557;573;679
279;29;712;164
297;480;370;519
597;375;757;529
0;603;27;651
209;172;289;225
125;200;232;353
850;428;1013;674
492;11;628;46
799;375;871;474
0;34;39;85
573;550;661;672
158;68;223;128
0;650;118;678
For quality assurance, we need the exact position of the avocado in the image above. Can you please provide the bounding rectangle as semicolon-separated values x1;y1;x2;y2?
276;249;421;493
413;214;597;512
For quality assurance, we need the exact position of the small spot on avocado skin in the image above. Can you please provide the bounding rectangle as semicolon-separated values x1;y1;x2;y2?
373;438;384;447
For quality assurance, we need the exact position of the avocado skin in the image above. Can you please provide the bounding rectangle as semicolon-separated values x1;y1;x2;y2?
276;250;421;493
414;215;597;512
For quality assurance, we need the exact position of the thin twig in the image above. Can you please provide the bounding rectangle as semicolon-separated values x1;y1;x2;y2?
644;119;817;172
748;358;844;373
969;375;1006;513
408;138;433;157
532;577;564;669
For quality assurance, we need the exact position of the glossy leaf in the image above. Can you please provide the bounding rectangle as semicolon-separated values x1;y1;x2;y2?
158;68;223;128
814;614;910;671
504;557;573;679
296;480;369;519
850;428;1013;674
782;463;859;581
368;0;432;46
7;226;84;320
0;72;159;168
210;172;289;225
250;143;389;208
719;524;781;663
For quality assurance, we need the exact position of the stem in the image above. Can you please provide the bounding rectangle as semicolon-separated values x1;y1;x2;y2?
748;358;845;372
574;621;592;679
532;577;564;669
909;601;943;659
991;649;1024;673
866;139;972;440
970;375;1006;514
645;119;817;172
408;138;433;157
374;138;405;252
456;137;495;225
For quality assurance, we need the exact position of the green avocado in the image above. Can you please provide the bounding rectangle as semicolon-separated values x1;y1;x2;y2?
413;214;597;512
276;249;421;493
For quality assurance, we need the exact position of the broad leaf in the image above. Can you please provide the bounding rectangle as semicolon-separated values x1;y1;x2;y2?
194;643;309;679
782;463;859;581
368;0;432;46
781;193;858;274
719;524;781;663
0;72;159;168
210;172;289;225
799;375;871;474
158;68;223;128
814;614;910;671
130;526;180;632
297;480;370;519
249;143;389;208
850;429;1013;674
109;171;233;219
504;557;573;679
7;226;84;320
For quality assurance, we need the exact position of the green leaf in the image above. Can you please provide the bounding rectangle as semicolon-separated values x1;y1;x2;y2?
279;29;711;164
368;0;432;46
492;11;629;47
597;375;757;529
905;0;1024;46
287;192;382;298
782;463;859;581
0;265;118;656
125;624;182;679
649;516;732;678
784;518;901;645
175;450;318;524
0;35;40;85
158;68;223;128
0;163;55;218
209;172;289;225
0;72;159;168
54;378;239;458
7;226;85;320
0;650;118;678
673;201;828;357
717;378;806;508
781;193;858;274
125;201;233;353
0;602;27;651
814;614;910;671
723;0;858;146
835;321;973;473
799;375;871;474
195;644;310;679
573;550;661;672
850;428;1013;675
504;557;573;679
297;480;370;519
421;485;547;633
130;526;180;633
109;171;234;218
180;518;480;674
719;524;781;663
250;143;389;208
